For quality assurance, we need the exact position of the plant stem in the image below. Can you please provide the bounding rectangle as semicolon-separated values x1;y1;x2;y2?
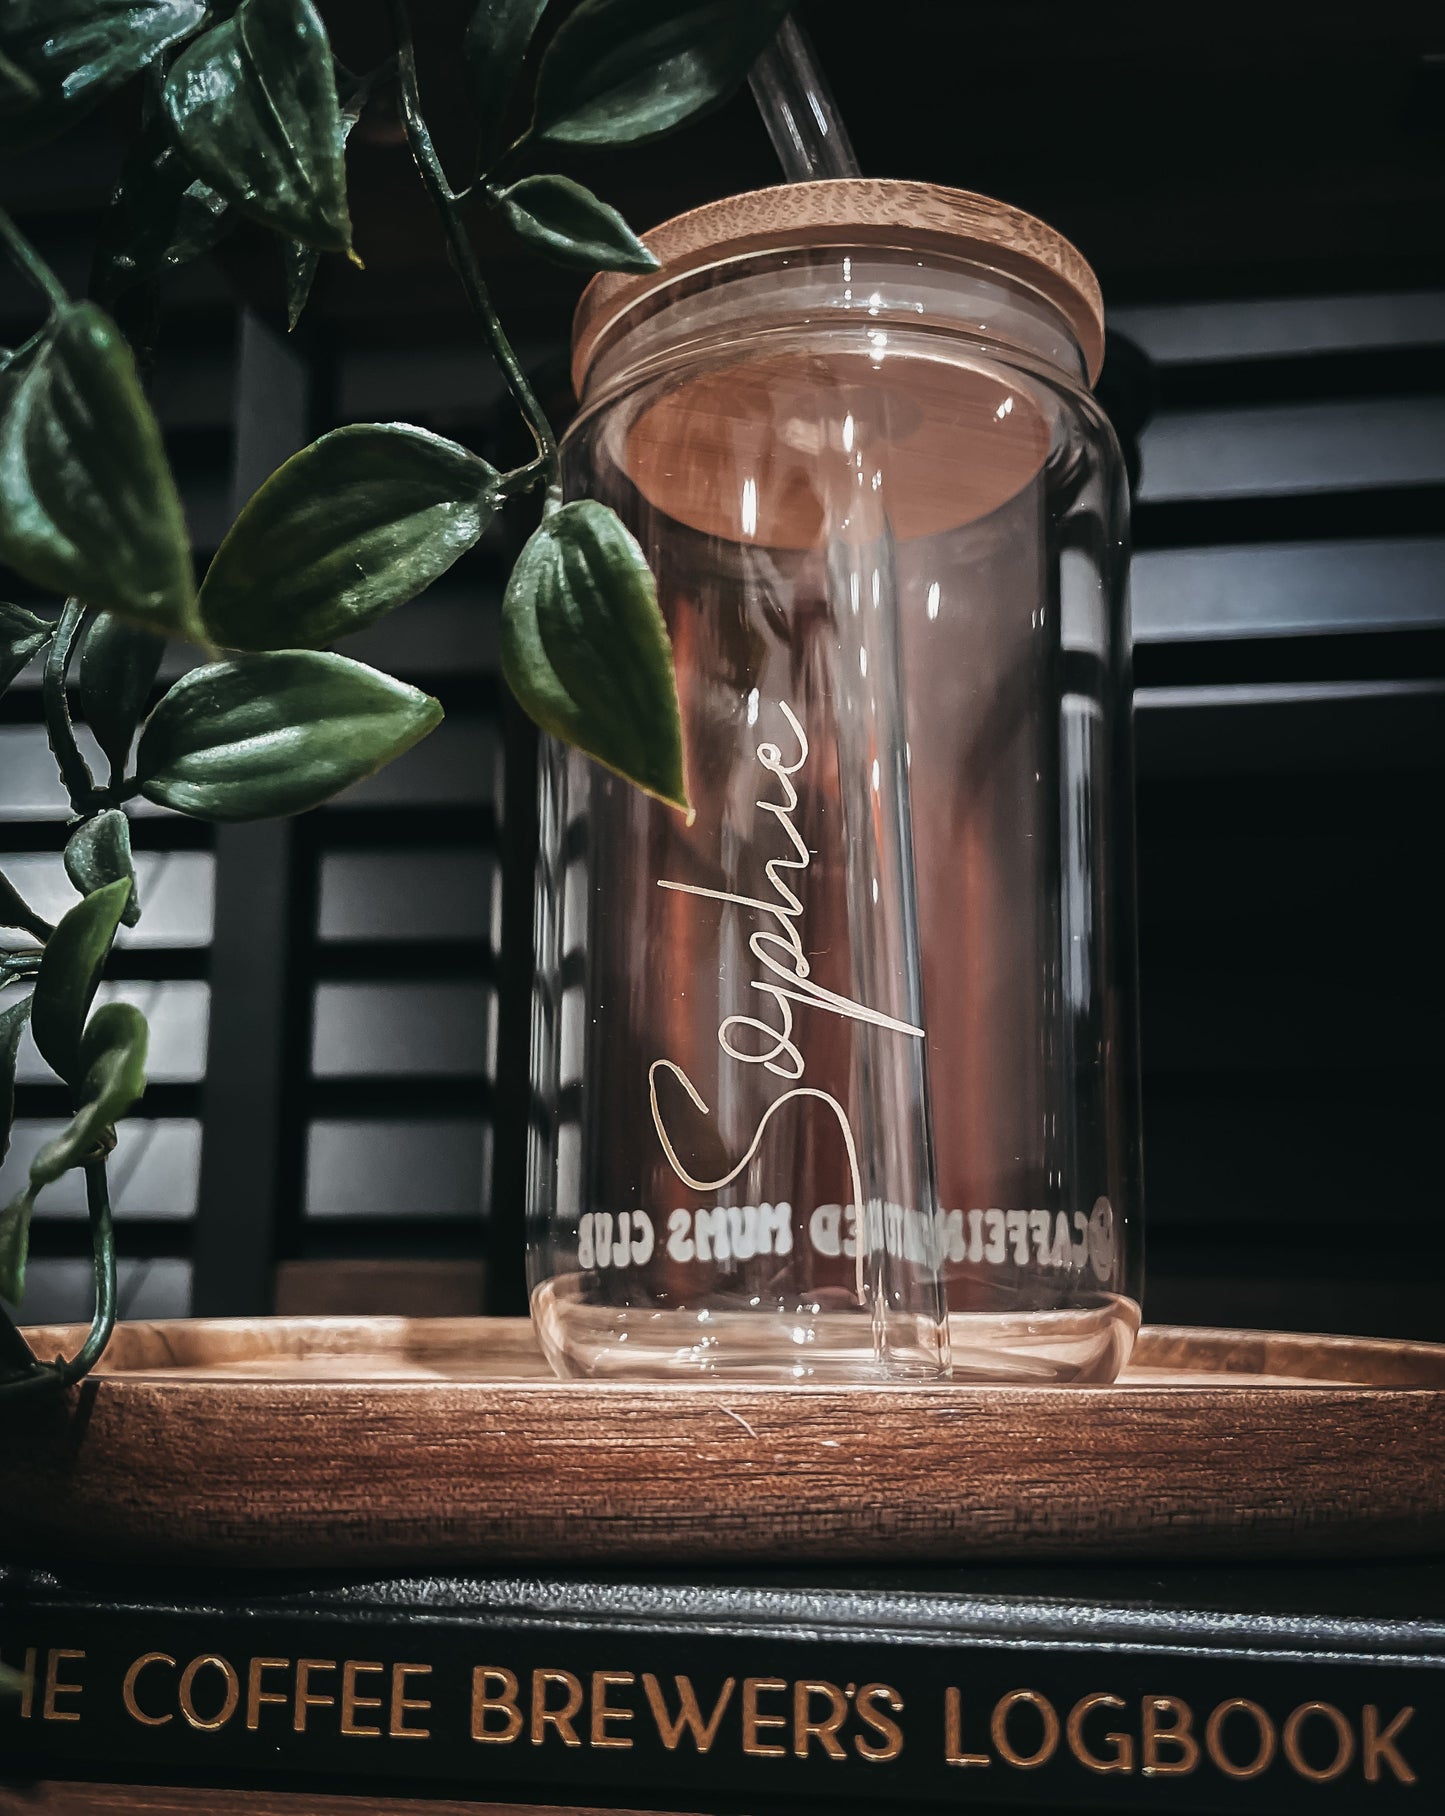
476;128;531;193
42;601;97;816
0;205;69;312
497;454;551;499
0;1163;117;1400
388;0;558;481
56;1160;118;1386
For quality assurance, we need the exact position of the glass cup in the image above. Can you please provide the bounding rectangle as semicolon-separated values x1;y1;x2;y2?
527;181;1142;1383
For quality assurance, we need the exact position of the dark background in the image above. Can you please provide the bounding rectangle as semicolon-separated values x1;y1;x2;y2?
2;0;1442;1336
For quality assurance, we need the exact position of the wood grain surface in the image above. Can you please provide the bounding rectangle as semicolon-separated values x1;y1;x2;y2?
0;1788;699;1816
3;1319;1443;1567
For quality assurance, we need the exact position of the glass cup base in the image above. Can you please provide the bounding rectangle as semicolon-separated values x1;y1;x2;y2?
531;1277;1140;1384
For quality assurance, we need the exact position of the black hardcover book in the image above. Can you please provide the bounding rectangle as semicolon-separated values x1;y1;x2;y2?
2;1560;1442;1812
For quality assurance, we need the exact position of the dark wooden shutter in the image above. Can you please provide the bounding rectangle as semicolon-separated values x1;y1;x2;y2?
1120;291;1445;1338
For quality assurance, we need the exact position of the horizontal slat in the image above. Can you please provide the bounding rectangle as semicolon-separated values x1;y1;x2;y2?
1110;291;1445;364
2;484;225;651
311;982;496;1079
1138;394;1445;501
0;852;214;947
1132;537;1445;641
0;819;210;857
311;942;494;983
0;720;172;815
0;715;498;820
15;1218;194;1262
309;1078;492;1115
305;1119;490;1220
291;1216;493;1259
1133;483;1445;548
0;726;77;819
323;714;501;811
1150;345;1445;413
5;1258;191;1323
312;805;499;851
1135;679;1445;773
1134;629;1445;691
343;580;503;679
13;983;209;1085
6;1121;201;1221
274;1257;486;1316
317;849;497;944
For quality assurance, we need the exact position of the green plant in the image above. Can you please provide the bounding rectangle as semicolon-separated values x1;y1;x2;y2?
0;0;792;1396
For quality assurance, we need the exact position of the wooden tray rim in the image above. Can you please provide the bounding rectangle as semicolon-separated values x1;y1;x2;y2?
18;1315;1445;1395
8;1318;1445;1567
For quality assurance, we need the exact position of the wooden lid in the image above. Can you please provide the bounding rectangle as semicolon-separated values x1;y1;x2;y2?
572;178;1105;393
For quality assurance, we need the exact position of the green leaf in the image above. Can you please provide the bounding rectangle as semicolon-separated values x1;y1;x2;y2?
0;1000;148;1303
466;0;549;163
1;601;52;694
199;425;498;652
281;65;372;330
281;241;322;337
32;1001;148;1187
92;113;233;305
31;877;131;1087
501;499;689;813
65;811;141;929
531;0;792;148
0;303;199;641
163;0;352;253
493;174;658;274
281;239;325;336
0;994;31;1164
136;650;443;821
0;1;207;146
80;611;166;776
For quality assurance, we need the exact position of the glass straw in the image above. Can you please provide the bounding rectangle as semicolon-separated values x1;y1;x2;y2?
748;27;951;1377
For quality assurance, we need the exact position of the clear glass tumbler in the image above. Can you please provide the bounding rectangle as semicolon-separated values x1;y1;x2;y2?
527;181;1142;1383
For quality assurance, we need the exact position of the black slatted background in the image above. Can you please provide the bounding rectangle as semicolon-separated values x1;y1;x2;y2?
2;0;1442;1337
1119;294;1445;1336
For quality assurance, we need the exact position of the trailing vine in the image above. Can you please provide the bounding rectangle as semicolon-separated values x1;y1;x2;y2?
0;0;792;1395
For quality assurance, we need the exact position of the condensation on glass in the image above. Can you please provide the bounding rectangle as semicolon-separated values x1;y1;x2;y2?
527;181;1142;1383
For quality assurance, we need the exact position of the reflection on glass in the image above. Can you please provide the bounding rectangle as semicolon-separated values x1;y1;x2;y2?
528;224;1141;1383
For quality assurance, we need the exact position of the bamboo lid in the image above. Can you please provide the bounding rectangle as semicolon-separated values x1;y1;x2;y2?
572;178;1105;394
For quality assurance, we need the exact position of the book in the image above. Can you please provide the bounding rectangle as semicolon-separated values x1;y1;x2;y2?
2;1559;1442;1811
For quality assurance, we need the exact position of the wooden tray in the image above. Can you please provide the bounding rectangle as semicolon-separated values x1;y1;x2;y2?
4;1316;1444;1565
